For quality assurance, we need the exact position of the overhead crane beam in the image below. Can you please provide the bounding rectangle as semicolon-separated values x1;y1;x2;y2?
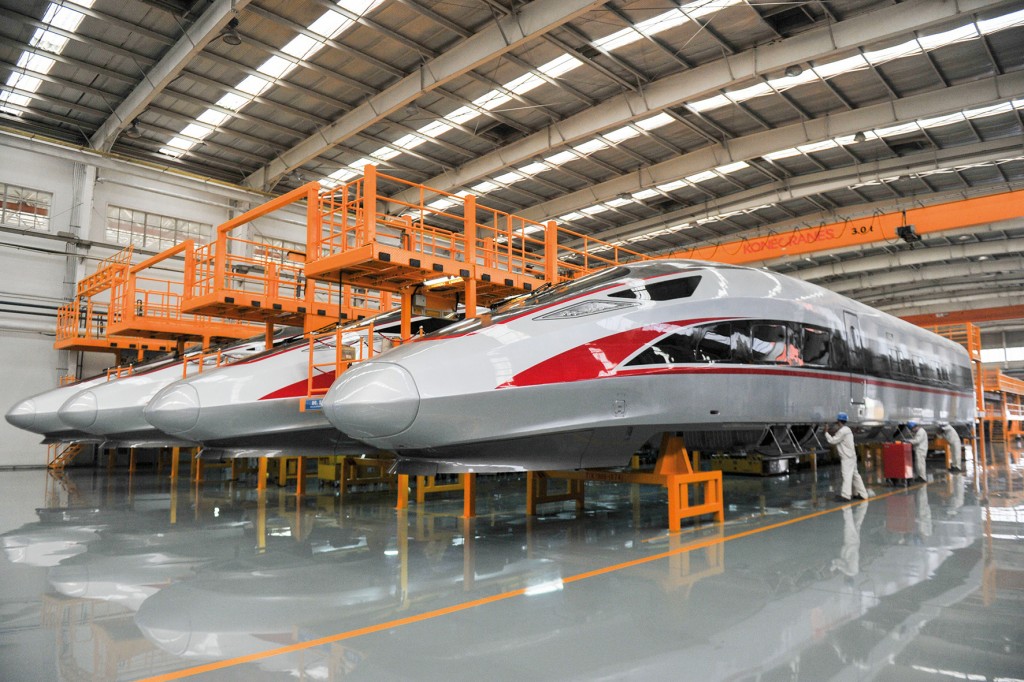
660;188;1024;265
902;305;1024;327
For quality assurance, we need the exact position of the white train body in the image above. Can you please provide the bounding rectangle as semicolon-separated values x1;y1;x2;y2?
143;311;458;458
4;357;182;444
57;334;280;447
324;260;975;473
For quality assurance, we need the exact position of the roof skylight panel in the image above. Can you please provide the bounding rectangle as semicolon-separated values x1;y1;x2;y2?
573;139;608;155
603;126;640;143
545;151;578;166
636;113;674;130
685;8;1023;116
1;1;94;115
657;179;688;192
518;162;548;176
161;0;382;159
684;170;716;183
978;8;1024;33
715;161;749;174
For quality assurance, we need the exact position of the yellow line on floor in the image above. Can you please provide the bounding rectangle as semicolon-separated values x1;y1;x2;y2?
140;481;929;681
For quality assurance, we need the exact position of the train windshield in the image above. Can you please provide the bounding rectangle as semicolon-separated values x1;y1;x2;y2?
423;261;705;337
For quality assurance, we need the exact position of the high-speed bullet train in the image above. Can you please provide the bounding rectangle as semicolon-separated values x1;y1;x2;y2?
4;352;192;444
143;309;464;458
56;329;296;447
324;259;976;473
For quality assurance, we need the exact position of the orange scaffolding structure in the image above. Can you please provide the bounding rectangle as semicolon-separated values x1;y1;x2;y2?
181;182;396;331
54;247;173;356
106;240;261;346
923;323;987;465
305;166;649;308
981;369;1024;447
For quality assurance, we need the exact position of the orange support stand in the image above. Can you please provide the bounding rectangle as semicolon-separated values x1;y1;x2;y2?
395;473;409;510
257;457;268;493
295;457;306;496
528;434;724;531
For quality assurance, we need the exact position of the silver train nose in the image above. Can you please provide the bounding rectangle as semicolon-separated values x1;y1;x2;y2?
5;398;36;430
324;362;420;439
58;391;98;429
144;384;201;435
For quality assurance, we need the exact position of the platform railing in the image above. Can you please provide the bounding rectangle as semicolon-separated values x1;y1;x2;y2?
309;165;650;289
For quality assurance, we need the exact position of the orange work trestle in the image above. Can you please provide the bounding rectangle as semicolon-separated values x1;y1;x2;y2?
527;434;725;531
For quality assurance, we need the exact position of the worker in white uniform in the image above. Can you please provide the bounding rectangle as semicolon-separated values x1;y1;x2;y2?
826;412;867;502
907;420;929;482
939;422;962;472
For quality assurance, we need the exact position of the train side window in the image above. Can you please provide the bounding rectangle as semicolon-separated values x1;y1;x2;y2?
730;320;751;363
609;275;702;301
696;322;733;363
751;323;787;364
625;326;702;366
897;349;914;377
829;330;849;370
802;325;831;367
915;355;933;382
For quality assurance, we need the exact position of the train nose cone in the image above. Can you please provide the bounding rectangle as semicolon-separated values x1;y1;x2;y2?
145;384;201;435
5;398;36;430
59;391;98;429
324;362;419;439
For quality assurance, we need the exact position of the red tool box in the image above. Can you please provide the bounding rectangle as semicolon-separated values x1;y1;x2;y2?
882;441;913;484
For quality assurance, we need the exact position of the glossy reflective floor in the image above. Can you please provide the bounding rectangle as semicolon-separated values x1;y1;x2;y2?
1;447;1022;682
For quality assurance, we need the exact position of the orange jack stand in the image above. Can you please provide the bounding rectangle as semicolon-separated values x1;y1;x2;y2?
527;434;725;532
395;473;476;516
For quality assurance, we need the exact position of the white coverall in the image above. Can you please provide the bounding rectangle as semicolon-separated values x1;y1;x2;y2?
826;423;867;500
940;424;962;470
909;425;929;480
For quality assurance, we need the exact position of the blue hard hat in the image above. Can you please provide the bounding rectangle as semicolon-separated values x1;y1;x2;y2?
836;412;848;422
907;420;917;427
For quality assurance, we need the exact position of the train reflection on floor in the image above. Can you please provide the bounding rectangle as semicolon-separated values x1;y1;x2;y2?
0;446;1022;681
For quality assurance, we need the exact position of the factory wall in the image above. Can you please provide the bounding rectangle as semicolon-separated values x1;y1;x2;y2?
0;138;306;467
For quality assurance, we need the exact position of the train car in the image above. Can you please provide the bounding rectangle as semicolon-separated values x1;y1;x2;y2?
142;309;463;458
322;260;976;473
55;330;297;448
5;353;187;444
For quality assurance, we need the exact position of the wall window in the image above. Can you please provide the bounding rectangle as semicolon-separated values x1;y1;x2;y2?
0;182;52;231
106;205;211;251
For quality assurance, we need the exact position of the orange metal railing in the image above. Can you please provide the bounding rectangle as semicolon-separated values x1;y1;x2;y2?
301;321;408;408
55;246;174;354
307;165;649;301
107;240;261;343
106;364;134;381
925;323;982;361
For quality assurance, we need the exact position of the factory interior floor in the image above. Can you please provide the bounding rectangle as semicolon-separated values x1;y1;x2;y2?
1;445;1022;681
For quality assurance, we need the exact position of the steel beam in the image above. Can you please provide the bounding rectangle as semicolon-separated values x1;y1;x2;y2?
389;0;1010;205
243;0;608;191
89;0;253;152
521;71;1024;221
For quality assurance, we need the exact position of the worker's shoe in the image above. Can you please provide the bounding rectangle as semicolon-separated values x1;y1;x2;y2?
834;495;851;502
852;494;866;500
948;466;961;472
914;477;926;482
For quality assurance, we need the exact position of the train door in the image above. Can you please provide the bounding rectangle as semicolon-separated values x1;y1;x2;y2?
843;310;866;405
